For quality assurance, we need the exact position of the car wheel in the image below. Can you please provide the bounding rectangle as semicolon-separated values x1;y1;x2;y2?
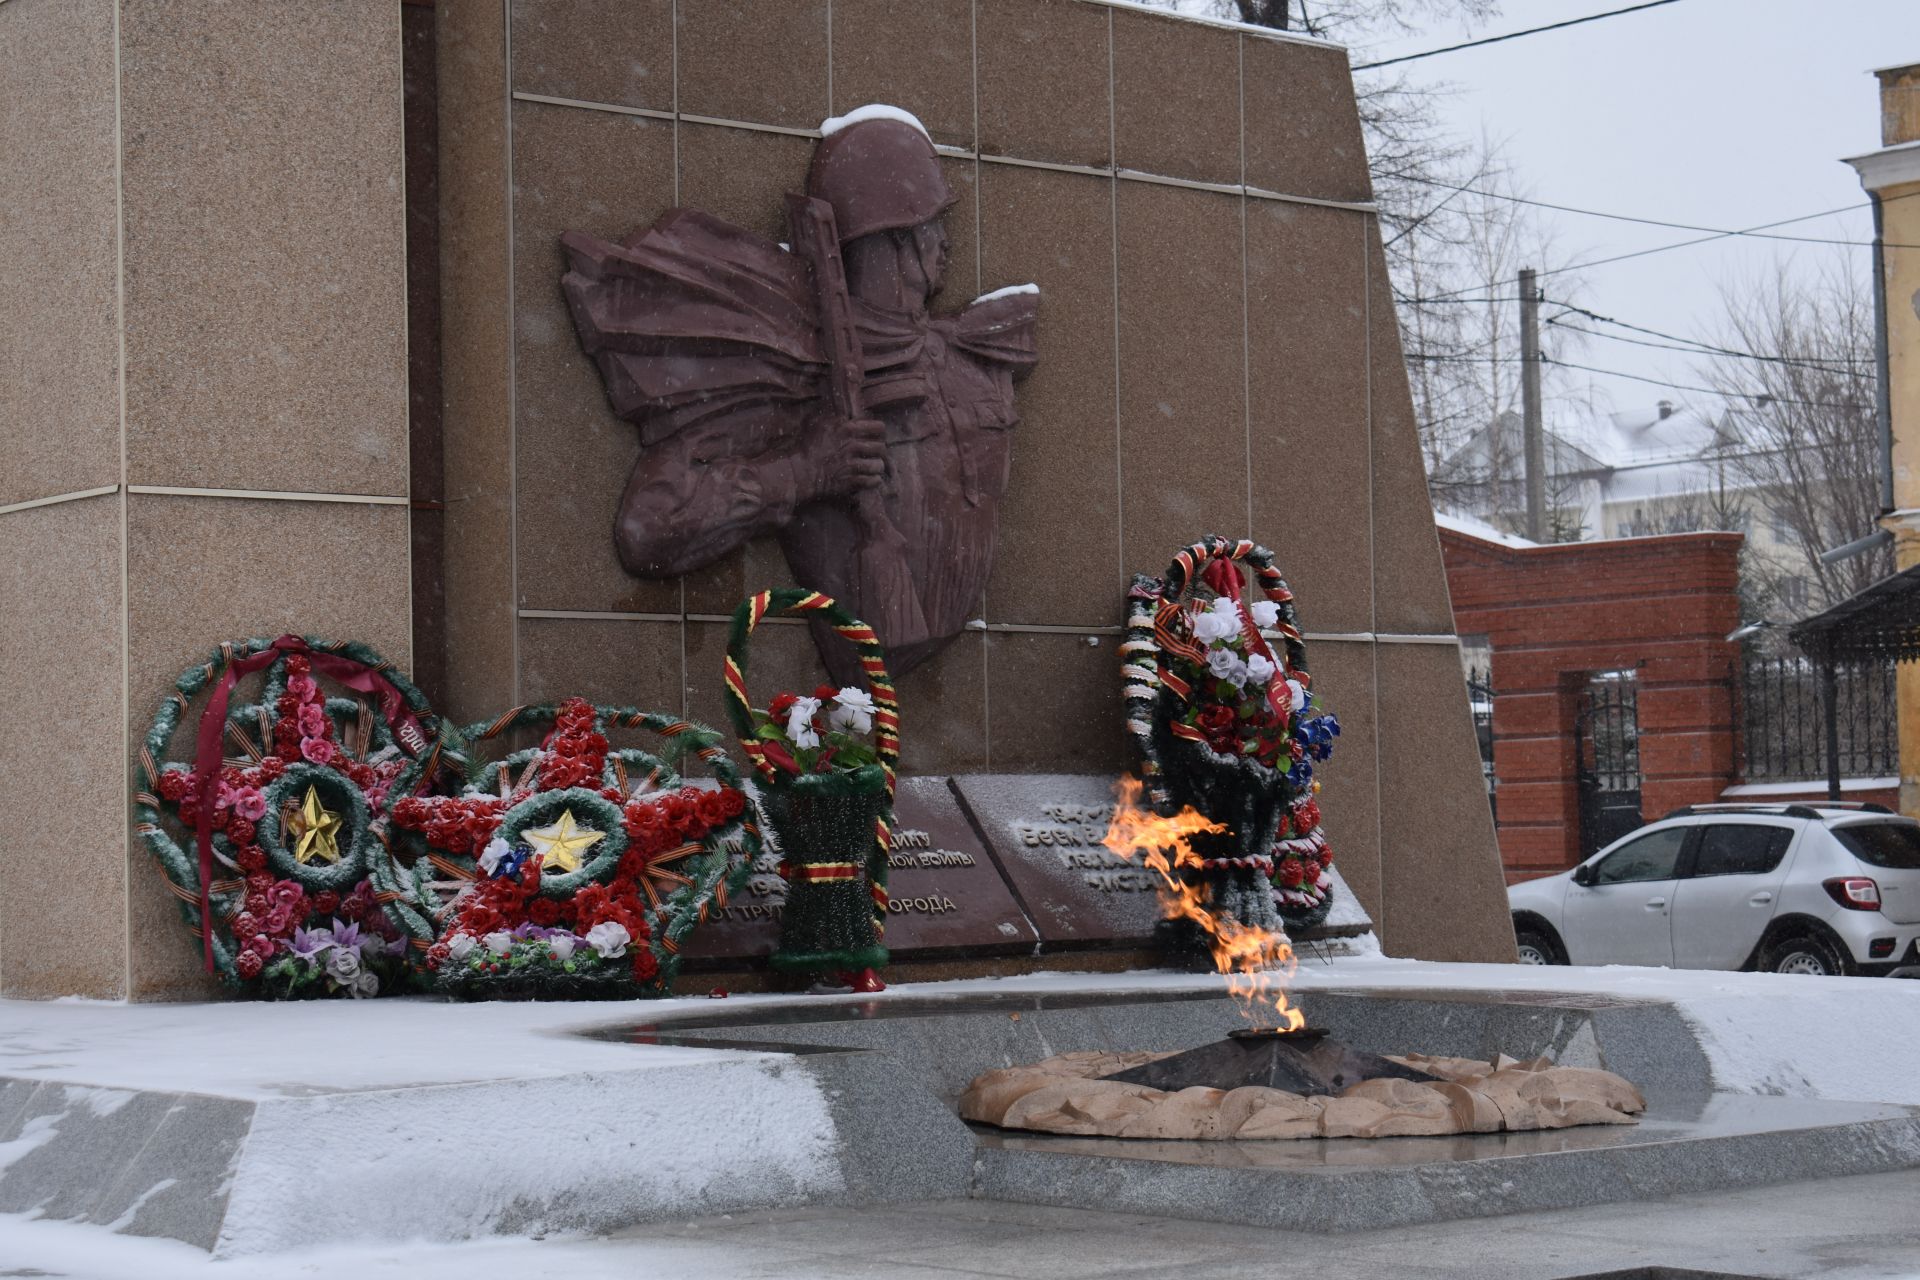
1515;924;1565;966
1759;931;1852;977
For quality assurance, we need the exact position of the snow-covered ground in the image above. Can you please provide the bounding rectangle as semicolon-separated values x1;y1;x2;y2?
2;955;1917;1277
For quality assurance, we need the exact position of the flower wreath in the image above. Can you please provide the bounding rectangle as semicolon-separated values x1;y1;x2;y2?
724;588;898;977
389;699;759;998
133;635;465;996
1121;536;1342;931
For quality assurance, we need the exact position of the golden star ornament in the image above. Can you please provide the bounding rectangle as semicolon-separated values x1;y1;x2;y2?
289;785;343;865
523;808;606;875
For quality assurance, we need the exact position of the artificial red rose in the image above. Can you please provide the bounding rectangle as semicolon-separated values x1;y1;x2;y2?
768;692;799;720
237;847;268;874
275;694;300;716
244;892;271;918
391;797;428;828
312;890;340;916
300;737;337;767
246;933;276;959
760;740;801;777
426;941;450;970
285;654;311;676
1292;799;1322;832
631;947;659;982
528;897;562;927
263;905;293;936
269;881;305;910
813;684;837;702
157;770;191;802
347;763;375;788
658;793;691;829
1277;858;1307;888
245;869;273;893
258;757;286;780
1195;705;1235;736
720;788;747;818
696;790;730;828
601;787;625;804
338;895;366;921
232;911;262;940
226;817;257;847
234;950;264;979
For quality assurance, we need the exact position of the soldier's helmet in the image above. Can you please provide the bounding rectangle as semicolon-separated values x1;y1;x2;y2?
808;106;957;242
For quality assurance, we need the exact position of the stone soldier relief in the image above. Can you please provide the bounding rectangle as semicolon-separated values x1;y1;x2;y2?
560;105;1039;676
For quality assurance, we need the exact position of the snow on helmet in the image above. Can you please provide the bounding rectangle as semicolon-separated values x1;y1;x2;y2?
808;105;957;242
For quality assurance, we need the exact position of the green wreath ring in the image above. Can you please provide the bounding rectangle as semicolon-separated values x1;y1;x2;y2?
1121;536;1307;815
452;701;760;968
134;634;457;988
723;589;899;928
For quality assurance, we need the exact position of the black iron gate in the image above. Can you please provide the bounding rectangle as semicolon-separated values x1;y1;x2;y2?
1575;672;1642;857
1466;666;1496;822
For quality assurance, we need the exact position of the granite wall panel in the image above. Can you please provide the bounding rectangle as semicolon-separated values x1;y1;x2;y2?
510;102;679;616
1364;229;1458;636
975;0;1111;167
438;0;519;724
1111;5;1240;185
1304;638;1381;926
123;494;413;999
1115;182;1247;573
830;0;976;150
675;0;828;130
510;0;674;112
1246;201;1371;635
977;164;1119;628
117;0;408;497
1374;642;1515;962
0;0;119;508
1241;33;1370;203
0;496;127;998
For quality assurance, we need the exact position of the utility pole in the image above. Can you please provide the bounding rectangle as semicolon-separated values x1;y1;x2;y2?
1520;267;1545;541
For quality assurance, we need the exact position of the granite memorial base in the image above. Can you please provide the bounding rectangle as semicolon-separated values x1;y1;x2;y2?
677;773;1375;992
8;985;1916;1254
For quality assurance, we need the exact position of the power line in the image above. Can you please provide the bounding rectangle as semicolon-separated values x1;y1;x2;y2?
1544;357;1870;411
1395;174;1904;250
1547;320;1873;378
1408;189;1920;304
1543;302;1874;377
1351;0;1685;71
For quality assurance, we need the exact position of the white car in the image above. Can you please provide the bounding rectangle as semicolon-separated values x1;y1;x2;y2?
1507;803;1920;976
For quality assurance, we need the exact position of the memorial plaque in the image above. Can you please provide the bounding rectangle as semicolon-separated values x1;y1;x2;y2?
951;774;1160;948
952;774;1377;950
680;776;1039;965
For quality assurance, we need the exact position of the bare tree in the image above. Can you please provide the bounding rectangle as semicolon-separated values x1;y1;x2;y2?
1699;257;1886;608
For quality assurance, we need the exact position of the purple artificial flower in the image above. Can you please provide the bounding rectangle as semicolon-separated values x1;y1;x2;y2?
328;918;363;952
289;926;334;961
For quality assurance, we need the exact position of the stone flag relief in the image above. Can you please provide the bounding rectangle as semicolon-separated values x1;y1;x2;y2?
560;105;1039;677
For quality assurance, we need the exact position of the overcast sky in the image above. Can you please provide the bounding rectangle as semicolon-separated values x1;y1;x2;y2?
1351;0;1920;423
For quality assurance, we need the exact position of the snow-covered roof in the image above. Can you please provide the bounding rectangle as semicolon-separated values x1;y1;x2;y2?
1433;511;1538;549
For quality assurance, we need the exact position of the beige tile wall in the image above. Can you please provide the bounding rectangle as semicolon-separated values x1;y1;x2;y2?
0;1;413;997
437;0;1508;957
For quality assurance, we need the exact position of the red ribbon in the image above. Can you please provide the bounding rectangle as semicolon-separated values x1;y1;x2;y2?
191;636;428;971
1200;558;1290;727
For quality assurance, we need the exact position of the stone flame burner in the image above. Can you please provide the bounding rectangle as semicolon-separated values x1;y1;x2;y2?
960;1029;1645;1141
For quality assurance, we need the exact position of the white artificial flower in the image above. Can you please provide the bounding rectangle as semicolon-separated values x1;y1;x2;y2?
1285;679;1309;713
1192;606;1237;644
549;934;577;962
349;970;380;999
325;946;361;982
447;934;477;960
478;837;510;876
1207;648;1248;686
483;930;514;956
786;696;822;749
1245;653;1276;685
359;933;386;957
828;686;875;734
1249;600;1280;629
585;921;631;959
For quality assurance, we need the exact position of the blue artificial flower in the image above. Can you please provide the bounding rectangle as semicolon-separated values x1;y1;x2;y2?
491;846;532;879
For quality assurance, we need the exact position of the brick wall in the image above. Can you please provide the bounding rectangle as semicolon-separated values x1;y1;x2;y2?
1440;527;1745;883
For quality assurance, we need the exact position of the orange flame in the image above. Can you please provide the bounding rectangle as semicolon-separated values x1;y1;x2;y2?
1103;776;1304;1031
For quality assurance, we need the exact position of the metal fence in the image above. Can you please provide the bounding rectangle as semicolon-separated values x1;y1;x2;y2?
1740;655;1899;781
1466;666;1495;820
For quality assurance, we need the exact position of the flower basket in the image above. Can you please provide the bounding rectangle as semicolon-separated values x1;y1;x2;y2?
724;589;899;978
133;635;466;997
390;699;759;999
1121;536;1343;943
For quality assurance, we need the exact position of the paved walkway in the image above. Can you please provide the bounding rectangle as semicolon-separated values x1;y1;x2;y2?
609;1171;1920;1280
